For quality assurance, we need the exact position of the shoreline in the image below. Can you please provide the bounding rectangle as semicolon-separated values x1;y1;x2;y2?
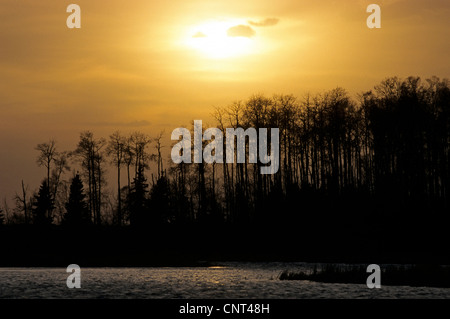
1;223;449;267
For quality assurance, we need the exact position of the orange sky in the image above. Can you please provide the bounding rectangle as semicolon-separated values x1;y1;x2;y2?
0;0;449;204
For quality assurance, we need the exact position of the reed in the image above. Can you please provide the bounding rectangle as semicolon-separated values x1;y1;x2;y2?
279;264;450;288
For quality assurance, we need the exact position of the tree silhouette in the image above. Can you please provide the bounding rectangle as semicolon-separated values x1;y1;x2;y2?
127;165;149;227
35;140;57;190
153;131;165;180
63;174;91;227
72;131;106;225
3;76;448;249
0;208;4;226
32;180;54;226
130;131;151;180
51;151;70;212
14;180;30;224
35;140;58;219
107;131;126;226
148;174;172;224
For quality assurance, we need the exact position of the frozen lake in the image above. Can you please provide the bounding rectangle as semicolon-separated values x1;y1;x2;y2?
1;262;449;299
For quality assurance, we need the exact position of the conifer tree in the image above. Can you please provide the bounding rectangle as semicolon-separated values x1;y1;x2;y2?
32;180;54;226
64;174;91;227
127;165;149;226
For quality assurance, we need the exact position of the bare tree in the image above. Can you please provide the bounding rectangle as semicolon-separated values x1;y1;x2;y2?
2;198;12;225
154;131;165;179
51;151;70;198
72;131;107;225
14;180;30;224
107;131;126;226
130;131;151;179
123;136;134;192
35;140;58;192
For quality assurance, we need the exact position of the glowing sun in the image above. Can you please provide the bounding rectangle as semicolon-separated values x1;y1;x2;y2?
185;21;256;59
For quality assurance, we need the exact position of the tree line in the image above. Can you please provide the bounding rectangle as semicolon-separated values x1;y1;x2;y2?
1;76;449;231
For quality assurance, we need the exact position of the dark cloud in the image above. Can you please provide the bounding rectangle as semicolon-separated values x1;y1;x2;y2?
248;18;279;27
192;31;207;38
226;25;256;38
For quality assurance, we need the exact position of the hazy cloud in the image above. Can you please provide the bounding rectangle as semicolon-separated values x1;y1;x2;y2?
227;25;256;38
192;31;207;38
248;18;279;27
88;120;152;127
123;120;152;127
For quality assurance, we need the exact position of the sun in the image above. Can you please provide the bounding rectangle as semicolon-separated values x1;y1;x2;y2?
184;21;256;59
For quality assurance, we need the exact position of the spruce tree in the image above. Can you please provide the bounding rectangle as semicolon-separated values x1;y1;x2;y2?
127;165;149;226
64;174;91;227
148;175;171;224
32;180;54;226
